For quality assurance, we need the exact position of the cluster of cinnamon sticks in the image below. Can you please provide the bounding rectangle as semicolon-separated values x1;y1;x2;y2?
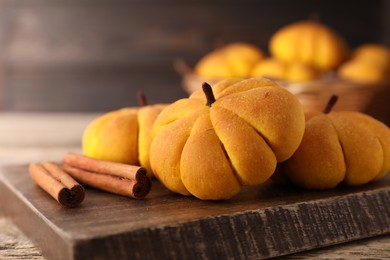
29;153;152;207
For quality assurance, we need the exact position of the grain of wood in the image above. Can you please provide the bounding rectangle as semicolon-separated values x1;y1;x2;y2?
280;235;390;259
0;218;44;259
1;216;390;260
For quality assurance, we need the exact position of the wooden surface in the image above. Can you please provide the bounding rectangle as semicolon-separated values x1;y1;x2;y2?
0;112;390;259
1;218;390;260
1;164;390;259
0;218;43;259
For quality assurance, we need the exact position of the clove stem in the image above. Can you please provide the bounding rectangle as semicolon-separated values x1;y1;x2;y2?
137;90;148;106
202;82;216;107
323;95;338;114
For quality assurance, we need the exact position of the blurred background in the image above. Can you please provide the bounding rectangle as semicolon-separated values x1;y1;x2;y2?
0;0;388;112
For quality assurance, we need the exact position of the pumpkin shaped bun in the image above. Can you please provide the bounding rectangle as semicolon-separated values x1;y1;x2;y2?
338;44;390;84
278;96;390;190
269;21;348;70
250;58;319;82
194;43;265;79
150;78;305;200
83;102;166;176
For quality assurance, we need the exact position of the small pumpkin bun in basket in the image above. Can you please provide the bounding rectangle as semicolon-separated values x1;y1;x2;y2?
338;43;390;84
176;42;265;94
269;20;348;71
194;42;265;79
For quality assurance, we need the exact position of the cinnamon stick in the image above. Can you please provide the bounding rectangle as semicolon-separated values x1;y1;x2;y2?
62;153;151;199
62;165;150;199
29;162;85;208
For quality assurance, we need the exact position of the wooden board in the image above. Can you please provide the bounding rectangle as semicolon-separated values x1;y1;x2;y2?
0;164;389;260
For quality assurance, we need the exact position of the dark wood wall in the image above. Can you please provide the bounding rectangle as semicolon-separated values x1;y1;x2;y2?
0;0;388;111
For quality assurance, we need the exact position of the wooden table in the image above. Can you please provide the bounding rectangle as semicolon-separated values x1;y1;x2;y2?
0;112;389;259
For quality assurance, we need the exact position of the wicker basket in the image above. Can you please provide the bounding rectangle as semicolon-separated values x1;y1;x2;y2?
179;69;388;113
